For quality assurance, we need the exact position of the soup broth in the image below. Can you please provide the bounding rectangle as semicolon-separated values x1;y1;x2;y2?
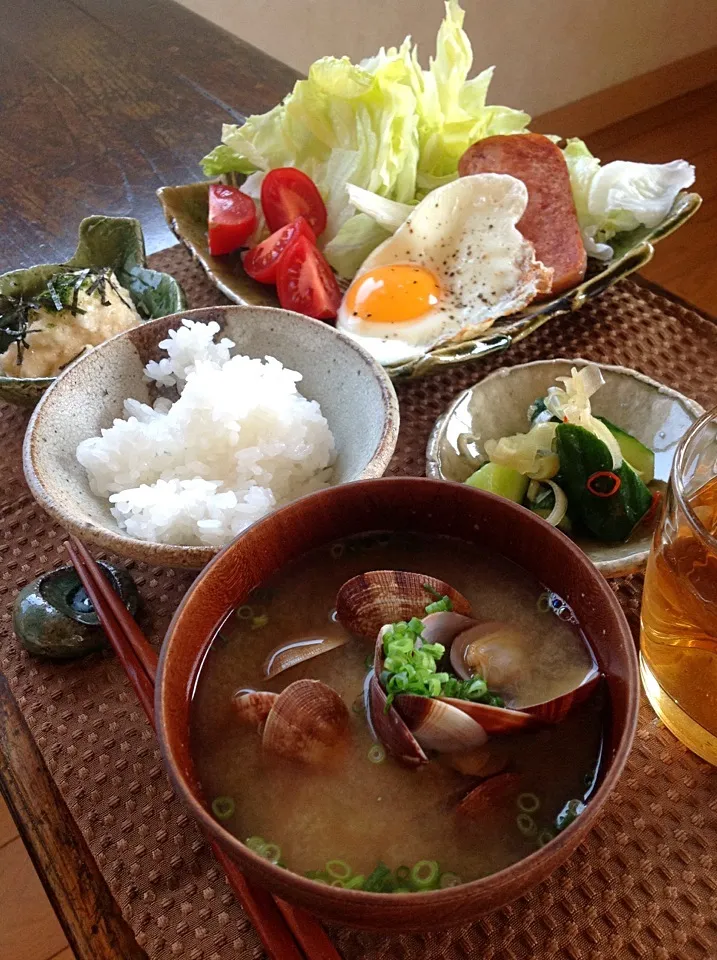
191;532;604;888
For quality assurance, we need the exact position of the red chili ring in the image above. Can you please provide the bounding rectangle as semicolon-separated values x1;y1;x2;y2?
586;471;621;498
642;489;663;525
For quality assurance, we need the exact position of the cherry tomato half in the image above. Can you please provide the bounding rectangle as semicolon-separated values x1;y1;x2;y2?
261;168;327;237
242;216;316;284
276;235;341;321
208;184;258;256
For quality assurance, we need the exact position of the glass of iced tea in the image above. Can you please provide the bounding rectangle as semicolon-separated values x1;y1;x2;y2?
640;408;717;764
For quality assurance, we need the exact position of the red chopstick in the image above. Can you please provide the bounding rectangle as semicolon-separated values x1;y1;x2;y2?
65;537;341;960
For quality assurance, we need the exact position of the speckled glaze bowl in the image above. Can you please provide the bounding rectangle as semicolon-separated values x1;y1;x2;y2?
156;477;639;931
23;305;399;568
426;358;704;577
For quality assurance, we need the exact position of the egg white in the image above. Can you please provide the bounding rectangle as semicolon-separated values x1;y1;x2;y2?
336;174;552;365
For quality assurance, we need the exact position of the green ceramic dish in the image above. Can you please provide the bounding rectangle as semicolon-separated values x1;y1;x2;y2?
0;216;186;407
158;182;701;380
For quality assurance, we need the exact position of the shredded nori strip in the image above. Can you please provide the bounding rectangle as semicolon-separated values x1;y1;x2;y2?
0;295;42;366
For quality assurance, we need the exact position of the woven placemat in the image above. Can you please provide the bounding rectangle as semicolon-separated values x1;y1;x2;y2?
1;245;716;960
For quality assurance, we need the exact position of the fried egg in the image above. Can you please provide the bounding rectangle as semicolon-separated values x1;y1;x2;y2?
336;174;552;365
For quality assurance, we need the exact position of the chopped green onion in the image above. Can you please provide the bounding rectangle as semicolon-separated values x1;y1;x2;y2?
211;796;235;821
439;872;462;889
326;859;352;880
330;543;344;559
411;860;440;890
236;605;253;620
330;878;346;888
352;695;365;714
422;583;443;600
425;595;453;614
537;828;555;847
363;862;395;893
395;886;413;894
484;693;505;707
261;843;282;863
380;616;504;708
245;835;266;853
517;792;540;813
345;874;365;890
516;813;537;837
364;653;374;669
251;613;269;630
368;743;386;764
395;865;411;883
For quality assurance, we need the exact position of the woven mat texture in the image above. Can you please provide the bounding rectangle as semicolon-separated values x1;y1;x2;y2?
1;244;716;960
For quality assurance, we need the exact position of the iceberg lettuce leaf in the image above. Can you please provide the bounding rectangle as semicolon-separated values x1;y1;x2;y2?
200;1;529;276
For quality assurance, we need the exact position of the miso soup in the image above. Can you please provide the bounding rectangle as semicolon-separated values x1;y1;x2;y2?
191;532;604;892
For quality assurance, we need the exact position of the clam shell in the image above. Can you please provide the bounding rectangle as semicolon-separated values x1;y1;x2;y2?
336;570;472;640
419;611;477;648
456;772;522;820
439;697;538;734
449;621;529;685
523;671;602;724
262;679;350;765
232;690;278;726
445;744;509;778
394;693;488;753
366;676;428;768
263;635;349;679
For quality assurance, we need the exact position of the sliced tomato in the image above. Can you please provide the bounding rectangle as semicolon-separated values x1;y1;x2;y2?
208;184;258;256
276;235;341;321
242;216;316;284
261;168;327;237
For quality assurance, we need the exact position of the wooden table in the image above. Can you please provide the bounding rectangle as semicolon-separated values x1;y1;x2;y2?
0;1;298;956
0;4;713;959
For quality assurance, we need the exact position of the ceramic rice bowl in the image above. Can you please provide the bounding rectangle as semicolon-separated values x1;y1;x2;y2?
23;305;399;568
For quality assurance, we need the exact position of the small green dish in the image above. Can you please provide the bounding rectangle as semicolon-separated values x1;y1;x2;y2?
158;182;701;380
0;216;187;407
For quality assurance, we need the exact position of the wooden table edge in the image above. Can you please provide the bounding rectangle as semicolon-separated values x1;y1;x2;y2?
0;274;712;959
0;674;148;960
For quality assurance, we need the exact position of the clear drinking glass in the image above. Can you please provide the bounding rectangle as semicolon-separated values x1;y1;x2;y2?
640;408;717;764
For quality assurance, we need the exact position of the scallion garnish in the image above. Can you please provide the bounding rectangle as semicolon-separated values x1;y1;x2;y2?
410;860;440;890
424;595;453;614
326;859;352;880
211;796;235;821
381;618;504;707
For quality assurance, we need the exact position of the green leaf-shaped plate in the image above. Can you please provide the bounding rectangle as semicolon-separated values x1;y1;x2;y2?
0;216;186;407
158;182;701;379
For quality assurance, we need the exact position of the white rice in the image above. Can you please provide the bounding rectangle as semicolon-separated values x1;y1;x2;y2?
76;319;336;547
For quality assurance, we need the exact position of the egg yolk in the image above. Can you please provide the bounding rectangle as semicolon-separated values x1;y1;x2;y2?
344;264;441;323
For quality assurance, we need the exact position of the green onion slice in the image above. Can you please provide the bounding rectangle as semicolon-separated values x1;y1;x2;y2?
368;744;386;764
438;872;462;889
245;835;265;852
516;813;537;837
211;796;235;821
411;860;440;889
537;828;555;847
326;859;352;880
517;792;540;814
261;843;282;863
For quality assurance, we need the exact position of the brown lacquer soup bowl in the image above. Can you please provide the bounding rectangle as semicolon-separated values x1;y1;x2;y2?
156;477;638;932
